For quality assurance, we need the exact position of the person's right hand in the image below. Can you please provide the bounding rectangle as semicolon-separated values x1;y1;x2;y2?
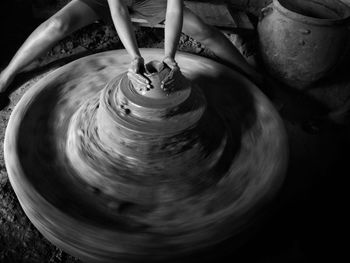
127;56;150;93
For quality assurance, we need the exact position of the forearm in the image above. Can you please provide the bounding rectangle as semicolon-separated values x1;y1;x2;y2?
164;0;183;59
107;0;140;58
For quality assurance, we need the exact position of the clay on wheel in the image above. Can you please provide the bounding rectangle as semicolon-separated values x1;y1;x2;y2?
4;49;288;263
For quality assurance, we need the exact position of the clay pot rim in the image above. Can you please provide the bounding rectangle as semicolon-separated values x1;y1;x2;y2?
273;0;350;26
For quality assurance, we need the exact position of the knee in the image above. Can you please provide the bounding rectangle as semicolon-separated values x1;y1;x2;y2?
43;16;70;36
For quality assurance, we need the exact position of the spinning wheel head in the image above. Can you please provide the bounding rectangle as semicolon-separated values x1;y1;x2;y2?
4;49;288;263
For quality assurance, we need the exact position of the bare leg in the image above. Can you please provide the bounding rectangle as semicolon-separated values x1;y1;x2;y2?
0;0;100;93
182;8;261;84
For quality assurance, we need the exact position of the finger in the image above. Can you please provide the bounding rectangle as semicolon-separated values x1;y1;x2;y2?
161;76;170;87
161;78;176;91
127;74;148;86
127;69;150;84
161;83;175;92
134;75;150;86
161;71;174;86
127;73;151;88
163;77;175;86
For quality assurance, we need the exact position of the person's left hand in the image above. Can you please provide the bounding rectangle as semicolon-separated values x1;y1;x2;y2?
161;56;181;92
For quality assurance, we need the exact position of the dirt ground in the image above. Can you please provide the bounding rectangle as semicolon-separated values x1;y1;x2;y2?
1;8;349;263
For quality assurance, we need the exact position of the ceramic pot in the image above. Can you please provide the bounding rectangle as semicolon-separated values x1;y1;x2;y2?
258;0;350;89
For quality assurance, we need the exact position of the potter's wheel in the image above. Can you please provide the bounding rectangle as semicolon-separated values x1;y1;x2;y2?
4;49;288;262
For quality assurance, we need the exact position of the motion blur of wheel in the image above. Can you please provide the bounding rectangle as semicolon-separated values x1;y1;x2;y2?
4;49;288;262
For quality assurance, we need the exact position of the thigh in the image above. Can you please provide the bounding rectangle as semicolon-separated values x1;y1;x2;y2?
182;7;212;39
52;0;102;33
